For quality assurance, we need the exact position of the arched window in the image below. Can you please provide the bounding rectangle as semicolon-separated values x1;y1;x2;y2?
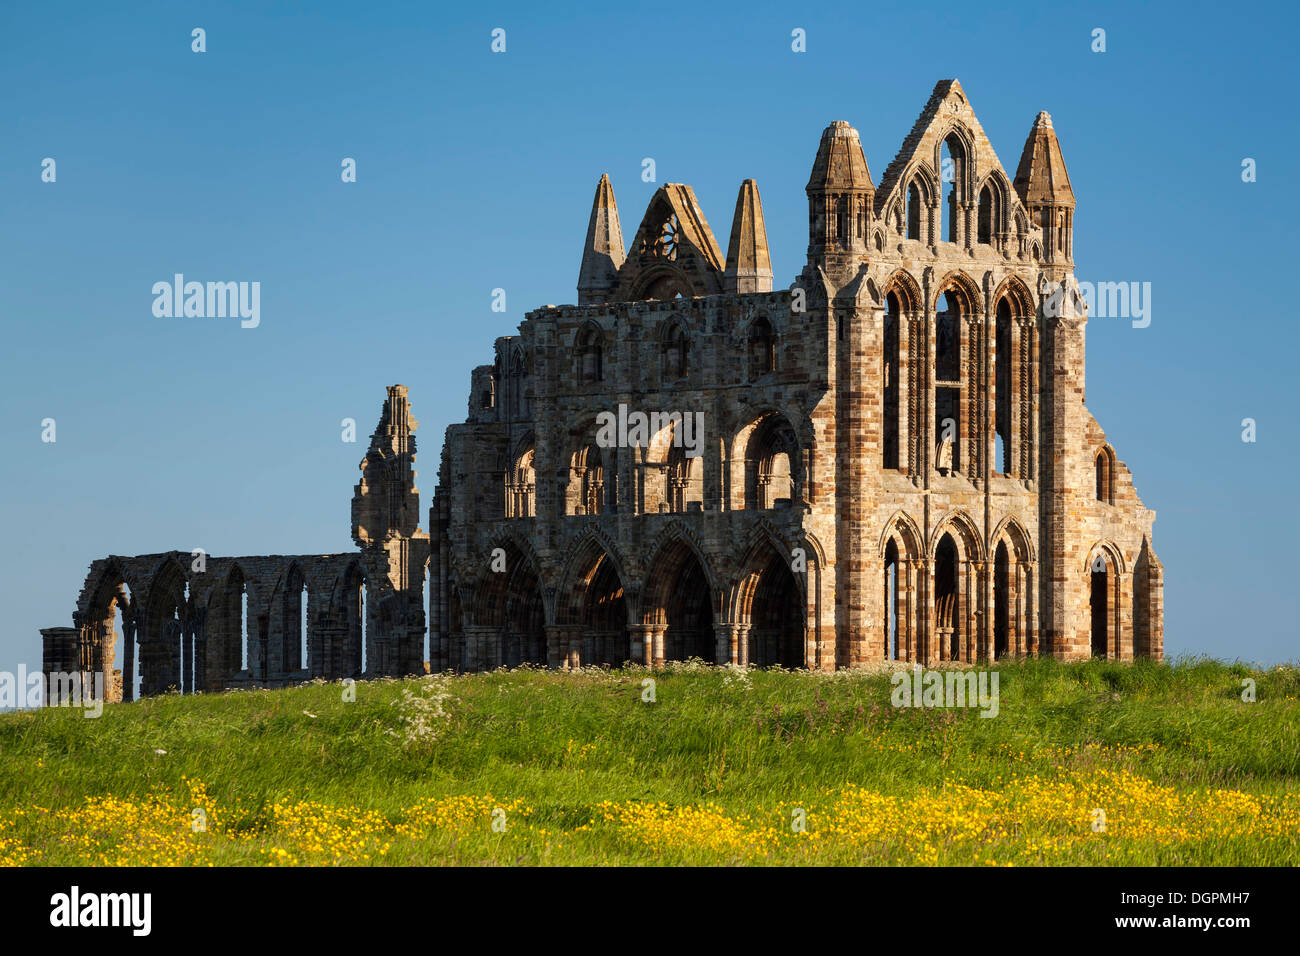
665;438;701;513
506;446;536;518
882;291;901;469
834;195;849;245
978;184;994;245
906;183;922;240
577;326;604;382
575;444;606;516
995;298;1012;474
935;533;960;661
743;415;799;509
993;542;1009;659
662;323;687;380
940;140;956;243
748;317;774;377
1095;447;1115;504
884;538;900;660
935;290;963;474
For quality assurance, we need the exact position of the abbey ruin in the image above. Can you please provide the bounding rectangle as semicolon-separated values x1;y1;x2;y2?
43;80;1163;702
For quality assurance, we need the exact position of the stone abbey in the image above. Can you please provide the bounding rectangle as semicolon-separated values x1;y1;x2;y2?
42;80;1163;701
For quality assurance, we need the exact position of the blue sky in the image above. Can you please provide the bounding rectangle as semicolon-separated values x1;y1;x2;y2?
1;0;1296;672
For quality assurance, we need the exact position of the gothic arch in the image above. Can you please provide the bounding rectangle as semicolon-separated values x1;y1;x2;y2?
556;529;631;626
990;514;1035;563
932;270;983;316
989;514;1036;660
639;535;715;664
469;536;547;667
930;509;984;562
730;532;805;668
574;321;608;382
659;315;691;381
731;409;808;511
993;274;1035;317
746;313;776;378
1086;540;1126;660
975;169;1012;241
1095;444;1118;504
879;510;924;561
879;269;922;314
556;531;630;666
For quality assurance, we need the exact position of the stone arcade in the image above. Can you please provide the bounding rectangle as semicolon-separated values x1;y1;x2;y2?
43;80;1163;701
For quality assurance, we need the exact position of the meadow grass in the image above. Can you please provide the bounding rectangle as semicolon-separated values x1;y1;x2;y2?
0;657;1296;865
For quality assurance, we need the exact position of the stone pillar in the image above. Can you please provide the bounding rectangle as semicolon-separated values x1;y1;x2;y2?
628;624;654;666
737;623;751;667
651;625;666;668
714;623;741;665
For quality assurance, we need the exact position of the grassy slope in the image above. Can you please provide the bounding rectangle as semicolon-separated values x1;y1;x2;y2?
1;658;1297;865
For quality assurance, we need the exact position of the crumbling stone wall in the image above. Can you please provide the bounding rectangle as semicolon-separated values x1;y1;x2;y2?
428;79;1163;673
42;386;430;700
43;81;1164;699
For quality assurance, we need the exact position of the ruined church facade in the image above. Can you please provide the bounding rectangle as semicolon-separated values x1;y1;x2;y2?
429;79;1163;673
43;80;1163;702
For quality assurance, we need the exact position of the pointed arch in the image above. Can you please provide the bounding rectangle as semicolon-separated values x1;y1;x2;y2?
1086;540;1126;660
747;314;775;378
879;512;924;663
990;514;1036;660
659;315;690;382
1095;444;1117;504
733;411;803;510
574;321;607;383
879;269;922;314
879;510;924;562
557;530;630;666
729;531;805;668
639;535;715;665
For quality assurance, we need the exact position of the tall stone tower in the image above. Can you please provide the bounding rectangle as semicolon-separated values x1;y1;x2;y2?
351;384;431;676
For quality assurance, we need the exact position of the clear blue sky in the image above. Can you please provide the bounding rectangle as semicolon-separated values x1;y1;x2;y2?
1;0;1295;672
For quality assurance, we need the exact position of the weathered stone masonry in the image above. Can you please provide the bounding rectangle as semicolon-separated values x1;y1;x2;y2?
42;386;430;701
428;79;1163;674
43;80;1163;701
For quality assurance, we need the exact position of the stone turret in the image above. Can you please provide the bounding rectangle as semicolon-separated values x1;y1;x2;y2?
724;179;773;294
1014;111;1075;274
805;120;874;284
577;174;626;305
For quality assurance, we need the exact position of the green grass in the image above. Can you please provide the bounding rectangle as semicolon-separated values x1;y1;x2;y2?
1;657;1297;865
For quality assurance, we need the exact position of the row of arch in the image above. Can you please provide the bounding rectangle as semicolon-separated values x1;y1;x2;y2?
887;128;1041;259
74;555;377;701
440;528;816;673
880;269;1037;481
505;407;808;520
880;510;1155;662
574;314;778;387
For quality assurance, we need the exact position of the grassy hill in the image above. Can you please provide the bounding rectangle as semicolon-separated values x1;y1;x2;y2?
1;657;1297;865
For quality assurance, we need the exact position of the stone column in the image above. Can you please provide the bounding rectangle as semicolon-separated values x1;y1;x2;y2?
714;623;741;665
627;624;654;666
737;623;751;667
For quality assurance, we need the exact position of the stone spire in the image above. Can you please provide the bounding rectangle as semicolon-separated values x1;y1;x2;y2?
806;120;874;193
1013;111;1075;207
805;121;875;284
1014;111;1075;270
723;179;773;294
577;174;626;305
